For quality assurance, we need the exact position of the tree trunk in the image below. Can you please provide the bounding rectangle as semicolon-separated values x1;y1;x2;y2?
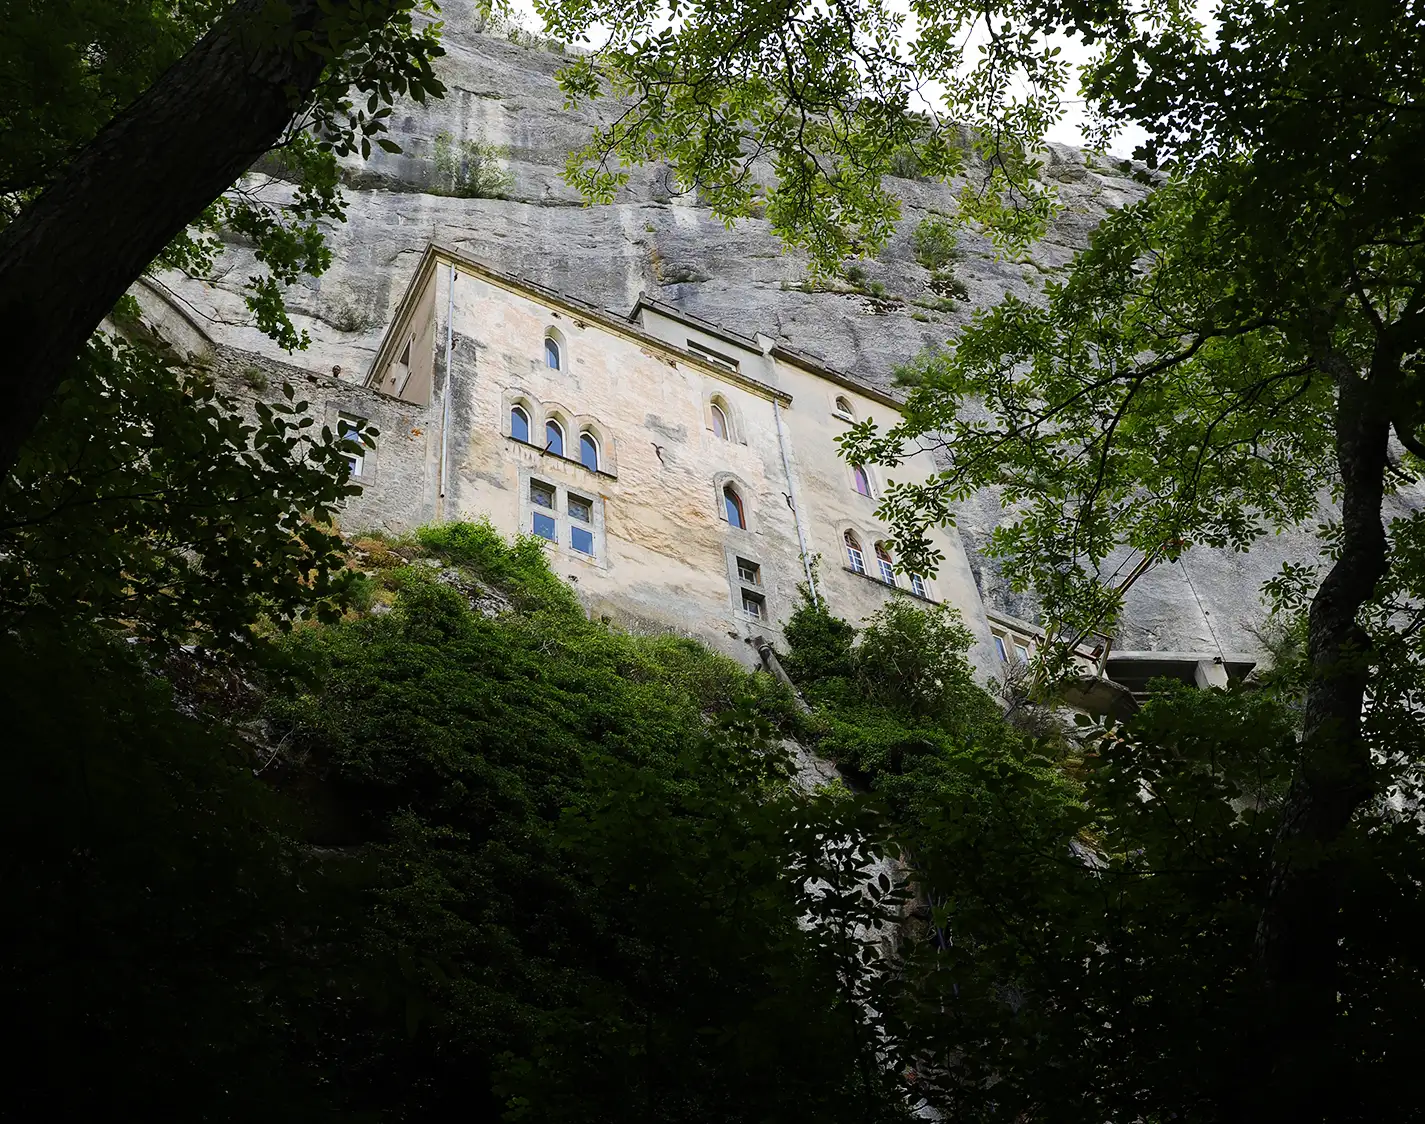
0;0;359;481
1250;348;1391;1122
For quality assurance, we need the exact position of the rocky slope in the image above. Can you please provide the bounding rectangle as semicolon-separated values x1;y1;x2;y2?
160;11;1334;657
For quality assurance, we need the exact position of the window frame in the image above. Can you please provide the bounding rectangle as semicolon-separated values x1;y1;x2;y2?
710;400;729;440
874;543;896;585
579;431;599;471
736;557;761;585
723;484;746;529
545;419;565;457
740;588;767;621
544;335;561;370
337;412;367;477
510;404;531;444
992;634;1009;662
852;464;873;497
834;395;855;420
845;531;866;575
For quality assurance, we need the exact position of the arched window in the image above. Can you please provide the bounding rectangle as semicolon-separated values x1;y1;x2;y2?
874;542;896;585
852;465;872;497
545;336;562;370
845;531;866;574
835;396;855;419
579;431;599;471
510;405;530;443
710;400;729;440
545;419;565;457
723;484;746;529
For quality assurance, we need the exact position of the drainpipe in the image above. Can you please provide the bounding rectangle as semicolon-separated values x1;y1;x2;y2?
437;262;456;516
773;398;818;606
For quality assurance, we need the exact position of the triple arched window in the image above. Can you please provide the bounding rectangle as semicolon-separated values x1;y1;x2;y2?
510;399;606;473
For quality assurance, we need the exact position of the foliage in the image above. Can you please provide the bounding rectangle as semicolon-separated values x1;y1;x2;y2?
432;128;514;198
911;216;961;272
848;174;1339;662
537;0;1073;270
0;337;369;654
1;525;911;1121
1;0;446;357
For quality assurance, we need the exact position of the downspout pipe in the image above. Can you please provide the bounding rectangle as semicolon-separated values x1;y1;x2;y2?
437;261;455;514
773;398;818;606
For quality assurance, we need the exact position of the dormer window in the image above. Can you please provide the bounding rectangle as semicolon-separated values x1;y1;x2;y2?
545;336;562;370
689;339;739;371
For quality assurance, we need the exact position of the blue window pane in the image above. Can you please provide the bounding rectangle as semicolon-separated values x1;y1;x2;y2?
571;526;594;556
724;486;745;529
511;407;529;443
545;338;560;369
546;422;564;457
580;433;598;470
532;511;556;541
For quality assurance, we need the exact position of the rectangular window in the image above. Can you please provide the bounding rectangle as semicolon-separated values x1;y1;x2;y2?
910;574;928;599
530;480;555;509
568;494;593;523
532;511;557;541
1014;641;1031;663
992;634;1008;662
878;559;896;585
736;558;761;585
338;413;367;476
741;589;766;620
847;546;866;575
571;526;595;556
688;339;739;371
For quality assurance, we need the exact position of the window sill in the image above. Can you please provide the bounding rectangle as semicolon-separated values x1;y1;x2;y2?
507;435;617;480
842;566;936;604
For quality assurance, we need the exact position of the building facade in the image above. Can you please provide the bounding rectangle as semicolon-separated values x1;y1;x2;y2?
134;240;1252;700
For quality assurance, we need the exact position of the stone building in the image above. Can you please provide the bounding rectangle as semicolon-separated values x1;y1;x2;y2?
321;242;998;672
134;238;1255;705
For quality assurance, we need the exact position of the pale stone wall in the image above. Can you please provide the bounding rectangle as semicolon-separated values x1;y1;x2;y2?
189;253;1012;673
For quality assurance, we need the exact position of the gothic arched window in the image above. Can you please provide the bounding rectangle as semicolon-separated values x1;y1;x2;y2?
710;400;729;440
845;531;866;574
724;484;746;529
580;431;599;471
853;465;872;497
510;405;530;443
545;419;565;457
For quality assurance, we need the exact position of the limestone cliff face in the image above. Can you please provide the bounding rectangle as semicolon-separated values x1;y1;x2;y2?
159;13;1338;658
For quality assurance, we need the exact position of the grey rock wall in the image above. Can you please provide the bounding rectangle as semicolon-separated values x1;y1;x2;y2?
164;15;1353;658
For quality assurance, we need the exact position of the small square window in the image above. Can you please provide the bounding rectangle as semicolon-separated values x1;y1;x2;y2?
532;511;556;541
530;480;555;509
568;494;593;523
571;526;595;556
736;558;761;585
740;589;766;620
